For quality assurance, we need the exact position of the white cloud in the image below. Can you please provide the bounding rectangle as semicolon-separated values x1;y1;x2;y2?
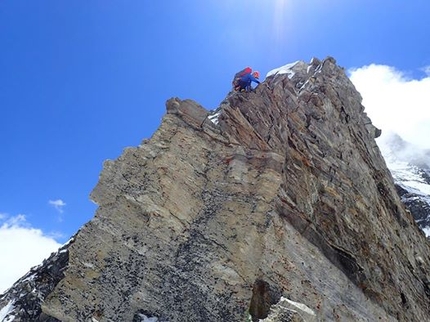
0;214;61;293
49;199;66;213
349;64;430;150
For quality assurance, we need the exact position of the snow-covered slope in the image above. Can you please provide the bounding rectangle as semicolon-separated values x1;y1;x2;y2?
0;237;72;321
378;132;430;237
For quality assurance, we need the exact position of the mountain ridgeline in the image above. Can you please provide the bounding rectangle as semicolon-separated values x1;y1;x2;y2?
1;57;429;321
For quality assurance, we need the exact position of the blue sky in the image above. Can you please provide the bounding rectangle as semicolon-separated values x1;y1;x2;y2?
1;0;430;292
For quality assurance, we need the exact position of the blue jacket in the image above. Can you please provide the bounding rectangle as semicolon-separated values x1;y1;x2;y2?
239;73;260;87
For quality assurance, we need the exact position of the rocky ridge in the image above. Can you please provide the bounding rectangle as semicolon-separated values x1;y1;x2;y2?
1;57;429;321
0;238;72;321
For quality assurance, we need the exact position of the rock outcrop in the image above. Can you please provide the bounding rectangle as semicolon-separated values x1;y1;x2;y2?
0;239;71;321
1;57;430;321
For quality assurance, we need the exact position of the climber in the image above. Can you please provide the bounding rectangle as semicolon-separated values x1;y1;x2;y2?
232;68;261;92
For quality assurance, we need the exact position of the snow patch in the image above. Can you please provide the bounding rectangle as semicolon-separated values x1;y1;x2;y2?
266;61;300;79
0;300;15;322
208;111;221;125
61;236;74;248
83;262;95;269
282;297;316;316
138;313;158;322
18;272;36;285
422;226;430;238
299;79;311;91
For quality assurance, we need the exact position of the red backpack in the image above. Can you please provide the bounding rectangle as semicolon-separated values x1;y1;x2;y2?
232;67;252;89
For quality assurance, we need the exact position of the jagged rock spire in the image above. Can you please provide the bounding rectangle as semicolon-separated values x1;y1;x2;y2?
1;57;429;321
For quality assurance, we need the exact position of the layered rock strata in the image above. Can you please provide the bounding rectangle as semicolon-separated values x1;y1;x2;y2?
1;57;429;321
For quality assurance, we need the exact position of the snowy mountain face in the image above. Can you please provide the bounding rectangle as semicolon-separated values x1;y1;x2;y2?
378;133;430;238
0;237;72;322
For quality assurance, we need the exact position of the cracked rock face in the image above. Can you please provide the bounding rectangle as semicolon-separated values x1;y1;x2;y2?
2;57;430;321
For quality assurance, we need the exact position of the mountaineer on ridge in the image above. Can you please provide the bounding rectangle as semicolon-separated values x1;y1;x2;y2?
232;67;261;92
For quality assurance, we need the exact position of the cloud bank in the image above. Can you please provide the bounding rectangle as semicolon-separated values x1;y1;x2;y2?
0;214;61;293
349;64;430;150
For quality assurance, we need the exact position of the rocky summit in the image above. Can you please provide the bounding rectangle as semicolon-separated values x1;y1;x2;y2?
1;57;430;322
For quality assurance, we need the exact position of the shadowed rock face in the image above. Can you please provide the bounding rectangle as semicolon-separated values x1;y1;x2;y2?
1;57;429;321
0;239;71;322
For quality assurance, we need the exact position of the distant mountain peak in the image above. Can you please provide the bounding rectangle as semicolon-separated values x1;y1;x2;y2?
377;132;430;237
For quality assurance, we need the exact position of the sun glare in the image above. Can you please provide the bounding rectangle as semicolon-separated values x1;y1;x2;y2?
271;0;295;54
